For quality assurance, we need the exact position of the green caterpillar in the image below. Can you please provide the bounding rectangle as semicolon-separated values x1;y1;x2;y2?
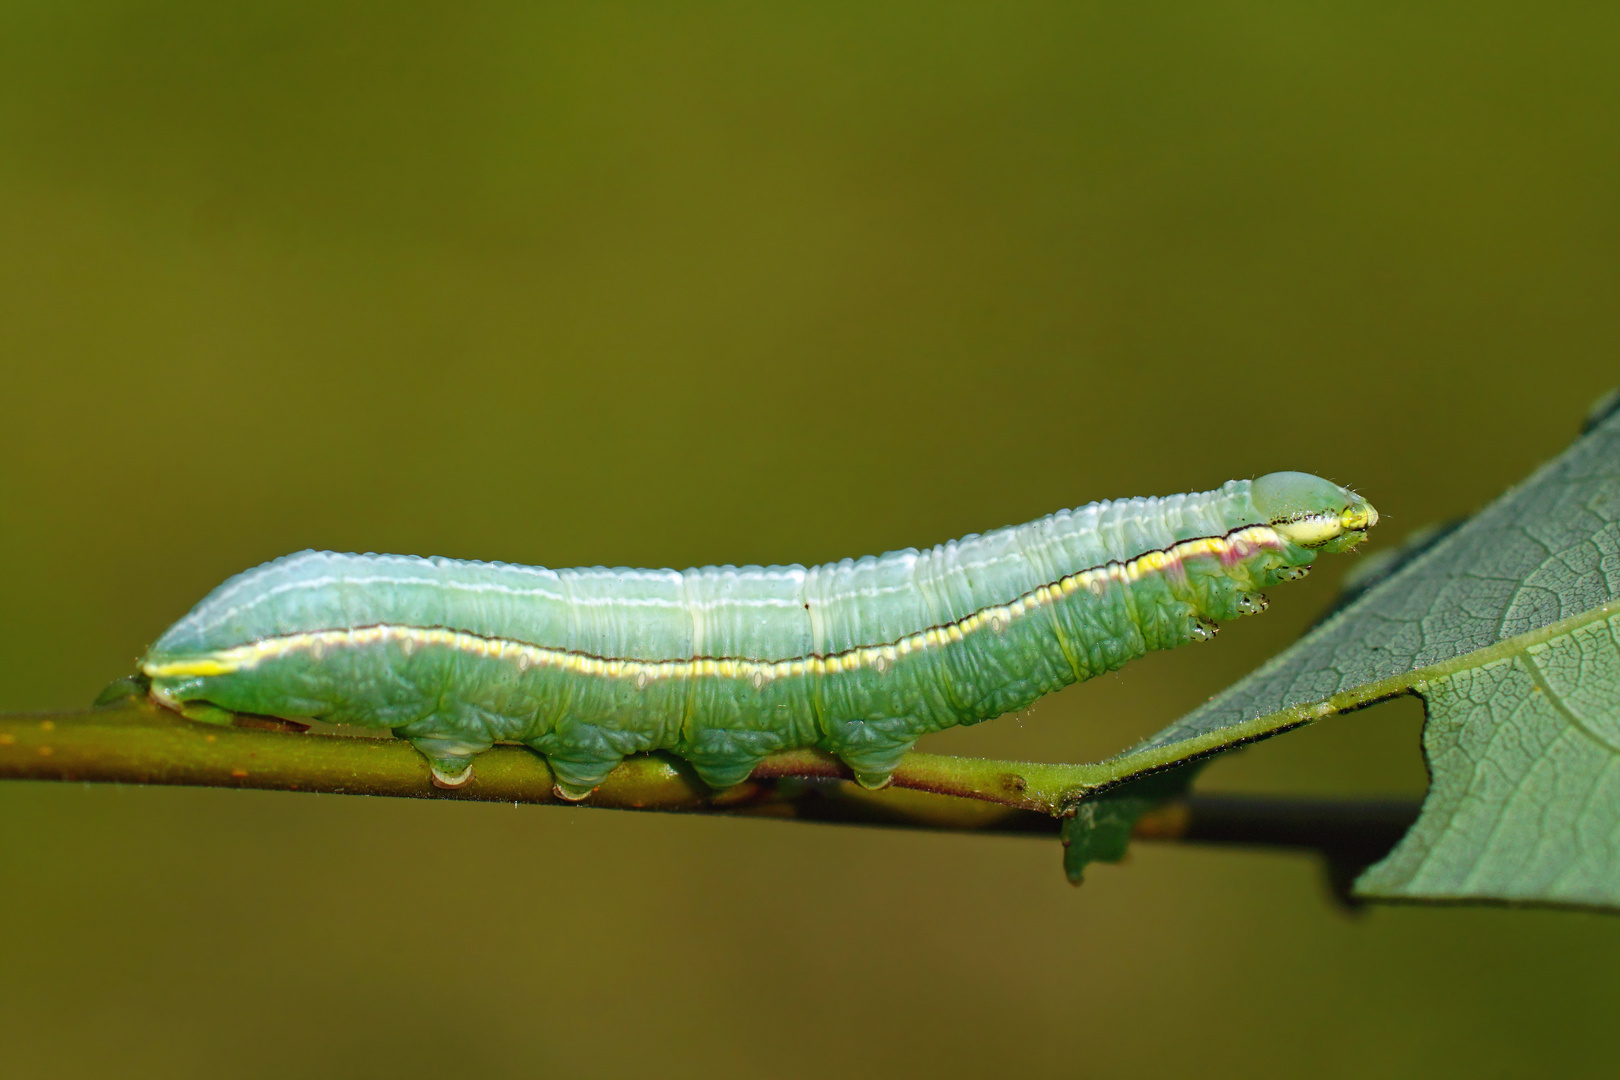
140;472;1376;798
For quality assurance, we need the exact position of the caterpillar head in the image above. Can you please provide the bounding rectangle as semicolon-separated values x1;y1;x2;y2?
1251;471;1378;553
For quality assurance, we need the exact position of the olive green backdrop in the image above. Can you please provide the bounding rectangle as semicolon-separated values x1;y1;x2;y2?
2;2;1617;1076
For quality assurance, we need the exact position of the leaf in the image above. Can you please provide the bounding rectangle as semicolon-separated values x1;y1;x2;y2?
1062;395;1620;905
1060;767;1194;883
1357;607;1620;905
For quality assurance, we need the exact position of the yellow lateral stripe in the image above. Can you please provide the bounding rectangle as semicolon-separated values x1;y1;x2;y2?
142;527;1288;683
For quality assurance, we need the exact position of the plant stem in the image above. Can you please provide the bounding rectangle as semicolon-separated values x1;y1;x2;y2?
0;700;1420;869
0;698;1076;821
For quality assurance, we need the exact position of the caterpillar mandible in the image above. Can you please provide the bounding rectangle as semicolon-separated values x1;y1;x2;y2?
139;472;1377;799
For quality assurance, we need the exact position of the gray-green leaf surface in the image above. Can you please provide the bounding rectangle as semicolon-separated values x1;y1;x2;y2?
1106;401;1620;907
1358;609;1620;905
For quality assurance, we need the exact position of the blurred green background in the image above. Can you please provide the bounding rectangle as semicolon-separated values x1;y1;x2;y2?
2;2;1618;1076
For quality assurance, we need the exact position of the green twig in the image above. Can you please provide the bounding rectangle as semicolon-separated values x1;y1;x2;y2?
0;698;1069;829
0;700;1421;876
